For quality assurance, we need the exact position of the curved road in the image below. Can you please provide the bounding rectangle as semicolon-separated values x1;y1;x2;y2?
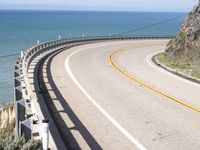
45;40;200;149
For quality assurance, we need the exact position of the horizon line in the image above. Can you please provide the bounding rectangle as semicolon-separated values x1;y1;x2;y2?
0;8;189;13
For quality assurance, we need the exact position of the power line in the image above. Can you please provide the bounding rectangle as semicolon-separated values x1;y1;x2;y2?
114;13;187;36
0;53;19;59
0;14;187;59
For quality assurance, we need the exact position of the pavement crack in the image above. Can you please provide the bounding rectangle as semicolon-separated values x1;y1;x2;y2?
145;120;157;124
152;133;175;141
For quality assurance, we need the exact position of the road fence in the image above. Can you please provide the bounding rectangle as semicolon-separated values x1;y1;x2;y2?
13;35;174;148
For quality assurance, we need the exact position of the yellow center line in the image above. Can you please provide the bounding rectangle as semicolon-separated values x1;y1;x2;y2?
109;47;200;115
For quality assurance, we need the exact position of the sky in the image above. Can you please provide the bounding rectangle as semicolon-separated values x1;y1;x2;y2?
0;0;198;12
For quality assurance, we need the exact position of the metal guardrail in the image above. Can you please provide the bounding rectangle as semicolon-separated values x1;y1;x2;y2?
13;35;174;146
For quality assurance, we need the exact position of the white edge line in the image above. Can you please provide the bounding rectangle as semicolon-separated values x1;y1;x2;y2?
64;44;147;150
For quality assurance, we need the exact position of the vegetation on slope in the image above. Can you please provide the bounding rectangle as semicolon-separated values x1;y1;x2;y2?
157;53;200;79
0;103;41;150
157;1;200;79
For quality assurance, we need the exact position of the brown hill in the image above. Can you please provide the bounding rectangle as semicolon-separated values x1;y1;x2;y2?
165;1;200;67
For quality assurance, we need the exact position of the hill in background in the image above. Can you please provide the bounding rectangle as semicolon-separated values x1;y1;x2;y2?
158;1;200;78
165;1;200;66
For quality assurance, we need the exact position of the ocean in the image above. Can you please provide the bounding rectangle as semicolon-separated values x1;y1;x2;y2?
0;10;187;104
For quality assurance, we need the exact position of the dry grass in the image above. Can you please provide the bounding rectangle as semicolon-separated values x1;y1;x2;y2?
0;103;41;150
157;53;200;79
0;103;15;132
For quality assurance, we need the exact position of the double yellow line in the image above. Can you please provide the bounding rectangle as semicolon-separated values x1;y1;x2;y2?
109;48;200;115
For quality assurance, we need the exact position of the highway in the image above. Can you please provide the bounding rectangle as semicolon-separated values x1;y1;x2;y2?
44;40;200;149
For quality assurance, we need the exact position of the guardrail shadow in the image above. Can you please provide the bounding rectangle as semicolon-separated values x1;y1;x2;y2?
37;48;102;150
15;36;174;148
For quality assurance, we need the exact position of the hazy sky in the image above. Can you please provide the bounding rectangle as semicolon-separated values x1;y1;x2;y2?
0;0;198;12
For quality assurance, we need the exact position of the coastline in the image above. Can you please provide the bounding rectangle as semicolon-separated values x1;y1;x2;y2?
0;11;185;104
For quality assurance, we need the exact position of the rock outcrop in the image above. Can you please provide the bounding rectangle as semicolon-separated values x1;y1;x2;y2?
165;1;200;66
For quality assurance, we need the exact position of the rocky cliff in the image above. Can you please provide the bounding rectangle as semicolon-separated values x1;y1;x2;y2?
165;1;200;67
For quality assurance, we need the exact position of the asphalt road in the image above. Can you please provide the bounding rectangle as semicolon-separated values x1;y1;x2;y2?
48;40;200;149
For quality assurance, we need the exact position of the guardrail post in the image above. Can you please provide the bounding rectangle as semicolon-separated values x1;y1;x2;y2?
19;117;32;140
21;51;24;58
42;119;49;150
16;98;26;133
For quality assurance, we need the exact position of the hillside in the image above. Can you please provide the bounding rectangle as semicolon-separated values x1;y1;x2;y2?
158;1;200;79
165;1;200;66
